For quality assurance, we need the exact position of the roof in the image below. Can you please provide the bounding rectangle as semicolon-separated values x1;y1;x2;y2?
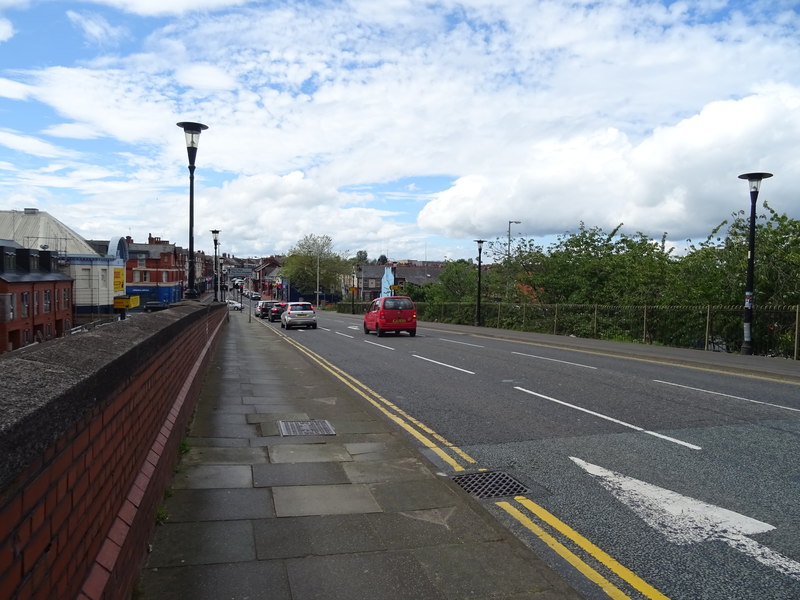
0;209;100;256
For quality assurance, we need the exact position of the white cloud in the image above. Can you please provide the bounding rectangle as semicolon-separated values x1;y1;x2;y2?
83;0;255;17
0;130;73;158
67;10;129;46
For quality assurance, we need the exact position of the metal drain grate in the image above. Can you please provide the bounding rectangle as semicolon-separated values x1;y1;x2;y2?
451;470;530;499
278;420;336;436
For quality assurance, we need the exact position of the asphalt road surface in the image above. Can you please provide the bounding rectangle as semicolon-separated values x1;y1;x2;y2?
250;309;800;600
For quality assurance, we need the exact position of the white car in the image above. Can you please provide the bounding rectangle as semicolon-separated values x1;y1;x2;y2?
226;299;243;311
280;302;317;329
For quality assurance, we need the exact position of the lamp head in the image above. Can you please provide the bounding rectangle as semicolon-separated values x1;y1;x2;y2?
177;121;208;166
211;229;219;242
738;172;773;193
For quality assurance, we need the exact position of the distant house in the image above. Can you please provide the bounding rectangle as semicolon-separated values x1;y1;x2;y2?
123;235;185;305
355;261;444;300
0;241;73;353
0;209;127;323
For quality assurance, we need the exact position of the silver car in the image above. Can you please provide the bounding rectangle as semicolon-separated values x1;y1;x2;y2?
280;302;317;329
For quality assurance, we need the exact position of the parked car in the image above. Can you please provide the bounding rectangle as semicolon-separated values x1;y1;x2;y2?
364;296;416;336
268;302;288;322
227;299;243;311
281;302;317;329
250;292;262;300
144;300;170;312
255;300;277;318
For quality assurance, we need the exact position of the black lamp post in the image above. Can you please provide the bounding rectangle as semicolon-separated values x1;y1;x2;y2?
474;239;485;327
737;171;772;355
210;229;220;302
177;121;208;299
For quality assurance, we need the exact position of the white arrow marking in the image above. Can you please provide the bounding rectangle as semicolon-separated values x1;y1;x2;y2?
570;457;800;580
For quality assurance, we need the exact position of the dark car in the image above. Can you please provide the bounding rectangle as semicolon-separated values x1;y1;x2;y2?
144;300;170;312
255;300;277;318
268;302;288;322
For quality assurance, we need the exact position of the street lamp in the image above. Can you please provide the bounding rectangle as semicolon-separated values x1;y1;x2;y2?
210;229;220;302
177;121;208;299
474;239;485;327
507;220;521;259
737;172;773;355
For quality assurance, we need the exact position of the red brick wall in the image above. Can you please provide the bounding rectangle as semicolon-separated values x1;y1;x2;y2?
0;303;227;600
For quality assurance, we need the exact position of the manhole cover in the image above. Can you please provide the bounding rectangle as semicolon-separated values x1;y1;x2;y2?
451;470;530;499
278;420;336;436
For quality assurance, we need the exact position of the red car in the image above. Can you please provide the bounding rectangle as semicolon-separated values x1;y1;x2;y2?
363;296;416;336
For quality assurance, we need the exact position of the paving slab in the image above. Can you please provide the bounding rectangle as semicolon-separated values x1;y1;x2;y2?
267;443;353;463
272;483;382;517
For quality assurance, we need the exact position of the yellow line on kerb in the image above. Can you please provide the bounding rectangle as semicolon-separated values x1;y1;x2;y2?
277;333;476;470
509;497;671;600
497;501;633;600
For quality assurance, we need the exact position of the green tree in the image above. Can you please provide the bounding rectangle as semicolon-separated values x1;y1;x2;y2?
281;234;350;299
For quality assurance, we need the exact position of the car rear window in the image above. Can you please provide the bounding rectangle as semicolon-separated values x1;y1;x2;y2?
292;303;313;311
383;298;413;310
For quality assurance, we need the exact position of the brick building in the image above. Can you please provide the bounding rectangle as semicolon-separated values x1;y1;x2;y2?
0;242;73;353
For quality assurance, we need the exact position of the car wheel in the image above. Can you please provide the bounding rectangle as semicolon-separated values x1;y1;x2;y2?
280;322;285;328
363;323;369;334
312;324;317;329
376;326;384;337
409;329;416;337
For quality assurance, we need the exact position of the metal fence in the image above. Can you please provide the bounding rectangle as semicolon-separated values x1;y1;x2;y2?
340;301;800;360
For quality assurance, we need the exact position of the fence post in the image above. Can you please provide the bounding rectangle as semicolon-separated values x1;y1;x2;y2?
642;305;648;343
593;305;598;338
795;304;799;360
553;304;558;335
705;305;711;351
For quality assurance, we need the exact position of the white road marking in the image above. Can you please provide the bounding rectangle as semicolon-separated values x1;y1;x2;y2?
365;340;395;350
347;325;360;331
654;380;800;413
336;331;354;339
512;351;597;369
571;457;800;581
439;338;485;348
413;355;475;374
514;387;701;450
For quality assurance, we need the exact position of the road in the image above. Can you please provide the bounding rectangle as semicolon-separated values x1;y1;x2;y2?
250;309;800;600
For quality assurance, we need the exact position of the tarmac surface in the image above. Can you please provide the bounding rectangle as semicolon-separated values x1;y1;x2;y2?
135;308;585;600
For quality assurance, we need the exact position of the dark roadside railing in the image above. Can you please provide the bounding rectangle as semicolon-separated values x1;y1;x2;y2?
337;301;799;360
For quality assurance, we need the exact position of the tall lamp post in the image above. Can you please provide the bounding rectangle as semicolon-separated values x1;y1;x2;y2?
210;229;220;302
474;239;485;327
177;121;208;299
737;172;772;355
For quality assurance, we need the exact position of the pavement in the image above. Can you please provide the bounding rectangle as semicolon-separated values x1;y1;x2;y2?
135;307;584;600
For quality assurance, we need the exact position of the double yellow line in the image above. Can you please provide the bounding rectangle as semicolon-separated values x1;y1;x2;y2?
276;330;477;471
498;497;670;600
274;328;669;600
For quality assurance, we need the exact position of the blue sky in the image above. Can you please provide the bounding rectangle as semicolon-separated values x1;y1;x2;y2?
1;0;798;261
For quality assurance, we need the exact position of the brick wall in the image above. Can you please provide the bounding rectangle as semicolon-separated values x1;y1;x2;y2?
0;303;227;600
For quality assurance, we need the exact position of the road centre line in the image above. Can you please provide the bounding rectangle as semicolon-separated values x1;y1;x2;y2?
514;387;702;450
413;354;475;374
512;351;597;369
336;331;354;339
364;340;395;350
498;497;670;600
654;380;800;413
439;338;485;348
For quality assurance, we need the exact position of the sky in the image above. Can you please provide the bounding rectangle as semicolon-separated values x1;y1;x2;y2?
0;0;798;263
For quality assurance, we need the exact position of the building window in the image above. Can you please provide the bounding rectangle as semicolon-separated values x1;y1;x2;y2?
21;292;29;317
43;290;52;313
138;258;146;268
63;288;70;308
23;329;30;345
162;271;168;283
34;291;39;315
3;251;14;271
134;270;141;283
